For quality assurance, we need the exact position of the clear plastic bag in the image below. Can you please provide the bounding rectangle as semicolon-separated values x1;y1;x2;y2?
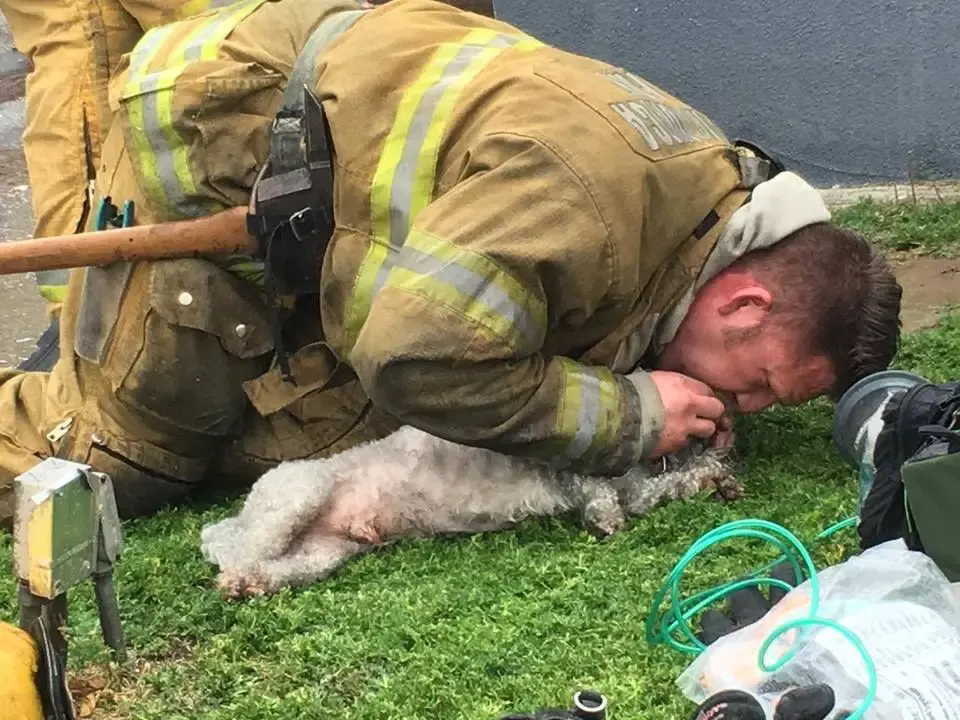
676;540;960;719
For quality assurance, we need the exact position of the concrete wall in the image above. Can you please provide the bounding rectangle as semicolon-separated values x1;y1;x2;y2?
494;0;960;187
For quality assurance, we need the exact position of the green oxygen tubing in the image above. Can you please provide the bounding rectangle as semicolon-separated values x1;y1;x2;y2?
646;517;878;720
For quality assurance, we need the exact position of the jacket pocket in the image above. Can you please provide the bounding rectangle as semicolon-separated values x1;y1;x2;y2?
99;258;275;436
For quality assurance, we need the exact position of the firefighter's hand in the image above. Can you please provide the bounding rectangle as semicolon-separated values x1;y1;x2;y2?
0;622;43;720
647;371;727;458
690;686;841;720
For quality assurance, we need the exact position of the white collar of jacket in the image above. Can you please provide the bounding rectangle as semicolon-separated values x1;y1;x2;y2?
611;171;832;373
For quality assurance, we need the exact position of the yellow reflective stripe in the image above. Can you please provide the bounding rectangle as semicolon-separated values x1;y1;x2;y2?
345;29;544;349
176;0;209;18
512;38;544;51
175;0;239;20
126;22;176;81
37;285;68;304
124;0;266;218
126;0;265;94
408;30;500;226
124;23;177;209
37;267;69;304
552;359;621;468
385;229;546;349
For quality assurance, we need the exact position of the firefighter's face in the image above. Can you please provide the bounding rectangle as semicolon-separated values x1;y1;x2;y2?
657;274;836;413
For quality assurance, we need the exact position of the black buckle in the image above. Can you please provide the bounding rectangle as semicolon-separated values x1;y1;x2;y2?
263;208;327;298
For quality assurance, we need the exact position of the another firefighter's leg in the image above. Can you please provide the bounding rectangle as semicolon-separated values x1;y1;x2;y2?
0;0;104;313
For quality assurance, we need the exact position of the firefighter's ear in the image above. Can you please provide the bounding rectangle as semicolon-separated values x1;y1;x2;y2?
717;286;773;318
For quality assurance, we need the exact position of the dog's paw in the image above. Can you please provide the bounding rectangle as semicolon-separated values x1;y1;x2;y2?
582;499;626;538
216;568;270;601
704;473;745;503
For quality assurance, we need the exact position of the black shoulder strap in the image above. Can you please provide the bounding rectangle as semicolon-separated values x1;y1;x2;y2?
247;9;367;380
269;9;366;176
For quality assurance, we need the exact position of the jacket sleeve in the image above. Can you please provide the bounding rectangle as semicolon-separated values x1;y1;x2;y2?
349;133;665;475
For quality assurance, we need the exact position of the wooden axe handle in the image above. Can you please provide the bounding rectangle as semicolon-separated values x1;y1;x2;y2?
0;206;257;275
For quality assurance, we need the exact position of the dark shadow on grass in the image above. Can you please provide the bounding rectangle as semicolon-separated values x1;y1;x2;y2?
182;475;252;513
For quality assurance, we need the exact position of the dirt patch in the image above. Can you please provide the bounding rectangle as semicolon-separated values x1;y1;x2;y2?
890;254;960;332
71;640;198;719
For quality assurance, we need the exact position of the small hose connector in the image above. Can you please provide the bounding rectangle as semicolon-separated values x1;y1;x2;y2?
572;689;607;720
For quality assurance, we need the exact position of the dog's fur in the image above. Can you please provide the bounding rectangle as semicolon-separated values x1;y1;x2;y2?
200;426;741;599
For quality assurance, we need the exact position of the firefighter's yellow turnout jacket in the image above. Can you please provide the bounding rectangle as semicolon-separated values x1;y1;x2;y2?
0;0;767;528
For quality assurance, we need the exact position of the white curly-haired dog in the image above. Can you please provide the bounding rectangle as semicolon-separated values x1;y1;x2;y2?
200;426;740;599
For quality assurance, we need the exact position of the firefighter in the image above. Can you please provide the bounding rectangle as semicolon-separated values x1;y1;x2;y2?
0;0;240;316
0;0;902;527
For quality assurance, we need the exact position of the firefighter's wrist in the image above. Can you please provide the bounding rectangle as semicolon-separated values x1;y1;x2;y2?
597;372;664;476
623;370;665;459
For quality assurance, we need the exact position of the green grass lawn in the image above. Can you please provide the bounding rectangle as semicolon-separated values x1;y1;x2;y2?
1;200;960;719
833;197;960;256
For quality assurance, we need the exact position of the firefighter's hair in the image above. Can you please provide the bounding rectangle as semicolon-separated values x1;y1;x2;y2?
731;222;903;399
